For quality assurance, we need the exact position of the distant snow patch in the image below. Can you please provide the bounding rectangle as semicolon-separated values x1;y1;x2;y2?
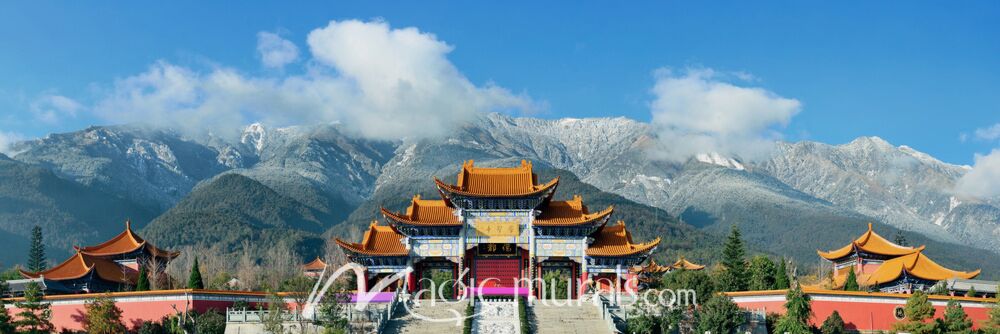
696;152;745;170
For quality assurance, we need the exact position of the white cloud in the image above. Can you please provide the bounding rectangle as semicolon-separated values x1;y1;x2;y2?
648;68;802;162
955;149;1000;199
257;32;299;69
305;19;534;140
30;94;82;124
0;131;25;156
973;123;1000;141
93;19;536;140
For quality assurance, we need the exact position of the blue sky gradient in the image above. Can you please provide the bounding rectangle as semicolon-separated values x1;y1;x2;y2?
0;1;998;164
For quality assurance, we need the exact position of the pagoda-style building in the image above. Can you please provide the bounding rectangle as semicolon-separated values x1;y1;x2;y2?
18;221;179;294
632;256;705;288
336;160;660;298
302;257;328;278
818;223;979;293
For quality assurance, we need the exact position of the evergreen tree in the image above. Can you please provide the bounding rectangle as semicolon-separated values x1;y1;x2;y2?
940;299;973;334
661;268;716;305
135;265;150;292
965;286;977;298
773;258;791;290
27;226;46;272
893;291;937;334
820;311;846;334
83;294;126;334
843;268;860;291
14;281;54;334
718;225;748;292
747;256;776;291
774;285;813;334
696;294;743;334
986;288;1000;332
188;258;205;289
0;280;15;334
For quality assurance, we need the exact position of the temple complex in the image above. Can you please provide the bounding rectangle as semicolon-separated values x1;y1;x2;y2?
335;160;660;298
17;221;179;294
817;223;979;293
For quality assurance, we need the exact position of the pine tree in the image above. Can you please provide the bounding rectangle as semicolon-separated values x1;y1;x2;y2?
893;291;937;334
188;258;205;289
14;281;54;334
774;285;813;334
986;288;1000;332
27;226;46;272
940;299;973;334
748;256;776;291
820;311;846;334
135;266;150;292
965;286;977;298
0;280;15;334
774;258;791;289
718;225;748;292
83;294;126;334
696;294;743;334
843;268;860;291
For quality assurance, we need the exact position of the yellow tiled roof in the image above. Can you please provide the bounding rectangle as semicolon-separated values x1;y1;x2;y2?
535;195;614;226
818;223;923;260
859;251;980;286
587;221;660;257
434;160;559;197
334;221;408;256
671;257;706;270
381;195;461;226
20;252;137;284
76;220;180;259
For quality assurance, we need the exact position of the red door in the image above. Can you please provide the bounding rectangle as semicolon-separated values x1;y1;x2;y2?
475;259;521;288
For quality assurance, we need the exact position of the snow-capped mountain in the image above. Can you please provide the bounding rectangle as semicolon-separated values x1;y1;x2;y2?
2;113;998;267
759;137;999;251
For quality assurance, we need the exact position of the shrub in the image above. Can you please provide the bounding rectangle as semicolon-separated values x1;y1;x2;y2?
820;311;845;334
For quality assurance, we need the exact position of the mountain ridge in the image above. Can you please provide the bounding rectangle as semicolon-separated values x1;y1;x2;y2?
0;114;996;276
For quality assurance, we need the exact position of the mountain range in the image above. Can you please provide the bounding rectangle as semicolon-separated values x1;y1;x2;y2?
1;113;997;278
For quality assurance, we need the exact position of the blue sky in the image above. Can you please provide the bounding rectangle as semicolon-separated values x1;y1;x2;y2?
1;2;998;165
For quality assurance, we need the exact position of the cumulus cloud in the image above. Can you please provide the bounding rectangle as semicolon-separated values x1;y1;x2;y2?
955;149;1000;199
648;68;802;162
973;123;1000;142
31;94;82;124
93;19;535;140
0;131;25;156
257;32;299;69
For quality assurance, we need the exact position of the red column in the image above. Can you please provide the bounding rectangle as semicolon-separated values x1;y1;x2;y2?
407;264;417;293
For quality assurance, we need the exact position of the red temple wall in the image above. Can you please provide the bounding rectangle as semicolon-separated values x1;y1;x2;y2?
4;290;276;332
730;290;994;331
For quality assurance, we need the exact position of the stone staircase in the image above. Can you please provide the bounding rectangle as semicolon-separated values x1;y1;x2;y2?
531;300;614;334
382;299;469;334
473;299;520;334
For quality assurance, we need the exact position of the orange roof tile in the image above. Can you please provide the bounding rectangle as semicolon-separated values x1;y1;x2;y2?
817;223;923;260
381;195;461;226
76;220;180;259
20;252;137;284
335;221;408;256
858;251;980;286
434;160;559;197
586;221;660;257
671;257;706;270
302;257;327;271
633;259;672;274
535;195;614;226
